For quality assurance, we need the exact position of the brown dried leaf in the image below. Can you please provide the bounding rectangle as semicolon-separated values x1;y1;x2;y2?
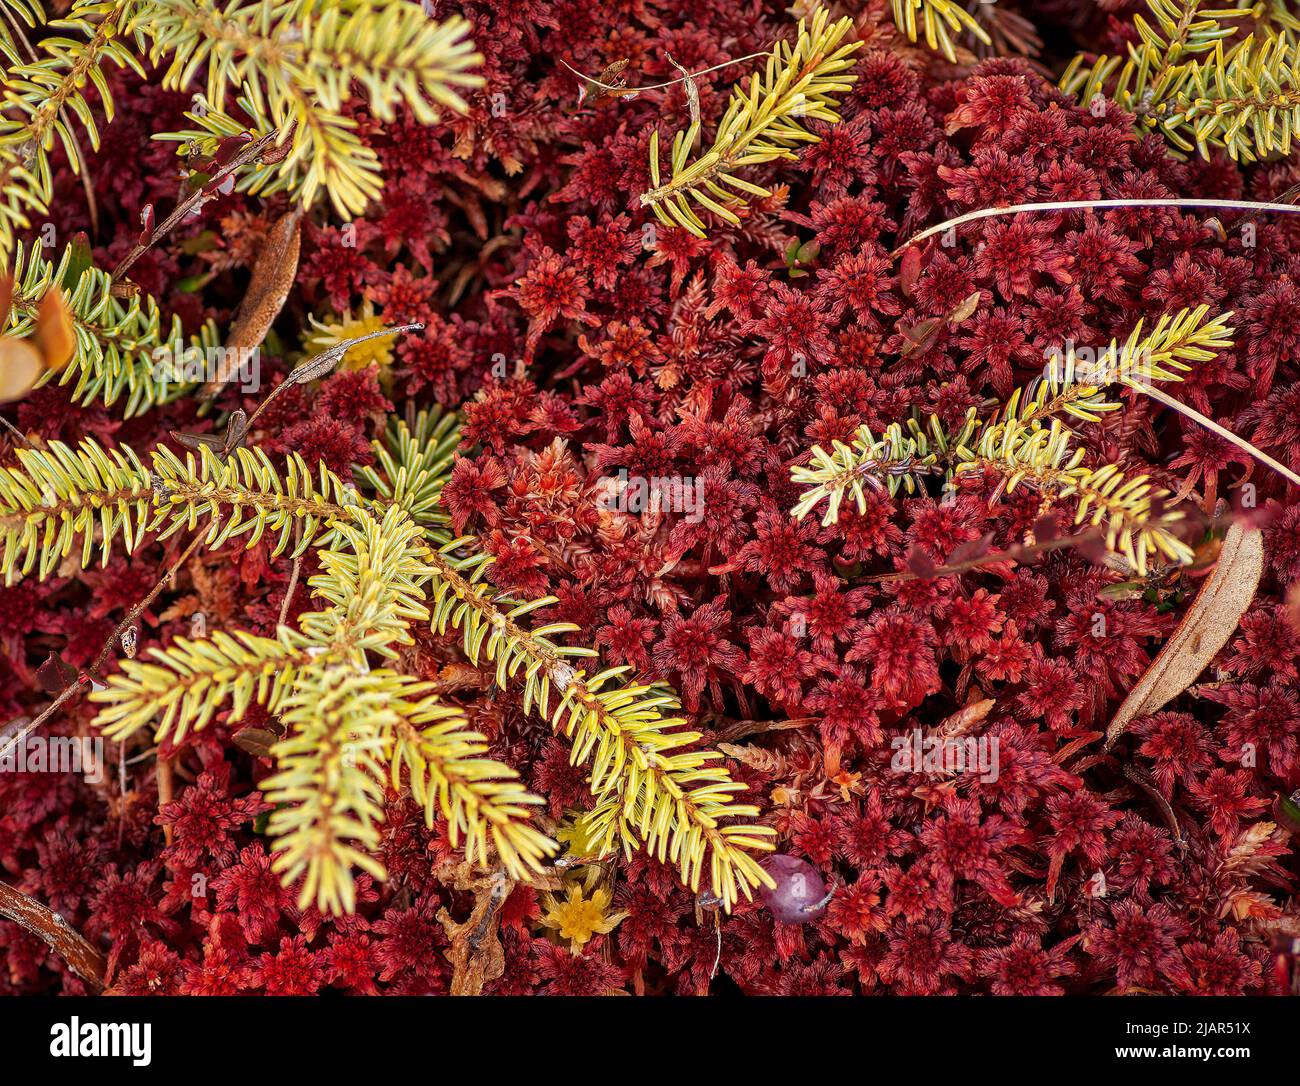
0;337;44;403
947;289;981;325
233;726;279;758
1105;522;1264;749
935;697;994;739
201;206;302;397
665;52;700;126
718;741;787;776
36;651;78;695
436;869;512;995
33;286;75;370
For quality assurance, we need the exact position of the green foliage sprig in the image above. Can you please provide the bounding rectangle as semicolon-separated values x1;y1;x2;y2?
11;410;775;912
1061;0;1300;161
141;0;483;216
0;1;142;257
890;0;991;63
641;6;860;238
791;306;1234;576
4;241;218;415
0;0;483;276
0;0;46;66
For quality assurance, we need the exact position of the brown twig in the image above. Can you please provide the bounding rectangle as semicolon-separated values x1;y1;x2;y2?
157;755;175;846
0;534;206;763
0;413;35;450
111;128;282;284
558;52;765;95
0;880;106;990
279;524;303;627
1122;764;1187;852
865;526;1106;583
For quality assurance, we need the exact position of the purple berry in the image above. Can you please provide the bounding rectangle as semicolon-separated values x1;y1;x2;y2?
759;854;831;924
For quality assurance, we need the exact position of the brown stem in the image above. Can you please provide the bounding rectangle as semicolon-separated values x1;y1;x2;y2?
0;534;206;762
865;526;1106;583
0;413;35;450
0;881;105;991
111;129;282;284
891;198;1300;258
157;755;175;846
92;534;206;678
279;523;303;627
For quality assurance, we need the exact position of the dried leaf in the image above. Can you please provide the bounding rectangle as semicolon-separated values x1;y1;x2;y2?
170;429;227;454
286;323;423;386
1105;522;1264;749
935;697;994;739
0;337;44;403
233;726;279;758
666;51;700;126
436;869;512;995
32;287;74;370
201;206;302;397
36;651;78;695
717;741;788;776
947;290;981;325
898;245;922;297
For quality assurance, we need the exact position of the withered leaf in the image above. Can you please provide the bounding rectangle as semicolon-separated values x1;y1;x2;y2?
717;741;788;776
665;51;700;127
947;290;981;325
285;322;423;387
33;286;74;370
233;726;280;758
0;337;43;403
1105;522;1264;749
898;245;923;297
170;429;227;454
36;651;78;695
201;206;303;398
436;869;512;995
936;697;995;738
905;545;938;579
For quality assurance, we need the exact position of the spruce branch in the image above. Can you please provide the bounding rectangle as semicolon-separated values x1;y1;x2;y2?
790;418;950;527
1059;1;1300;160
137;0;483;216
640;6;860;238
0;1;142;258
4;241;218;415
416;543;776;909
74;409;771;912
954;417;1196;575
790;307;1235;575
890;0;991;63
0;0;44;68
